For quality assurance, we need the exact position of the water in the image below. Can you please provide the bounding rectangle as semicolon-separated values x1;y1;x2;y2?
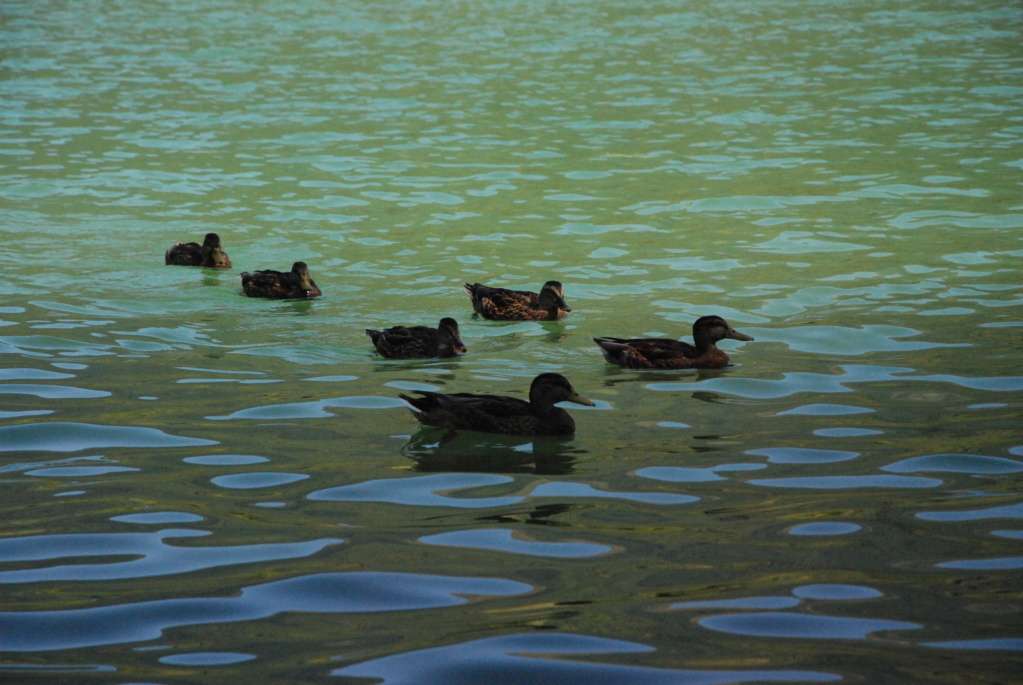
1;0;1021;682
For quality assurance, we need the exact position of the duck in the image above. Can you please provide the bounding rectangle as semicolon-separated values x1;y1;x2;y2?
366;317;467;359
399;372;594;436
594;315;754;369
241;261;322;299
164;232;232;268
463;280;571;321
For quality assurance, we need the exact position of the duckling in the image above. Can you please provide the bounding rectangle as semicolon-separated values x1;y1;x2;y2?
399;372;594;436
164;232;232;268
463;280;571;321
594;315;753;369
366;317;467;359
241;261;322;299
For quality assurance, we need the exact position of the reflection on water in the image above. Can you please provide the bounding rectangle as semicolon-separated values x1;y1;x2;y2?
1;0;1021;681
333;633;840;685
403;428;582;475
0;572;531;651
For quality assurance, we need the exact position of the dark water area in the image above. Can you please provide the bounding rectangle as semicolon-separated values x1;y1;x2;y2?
1;0;1021;682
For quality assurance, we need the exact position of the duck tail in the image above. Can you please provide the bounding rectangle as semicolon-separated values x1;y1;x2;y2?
593;337;635;365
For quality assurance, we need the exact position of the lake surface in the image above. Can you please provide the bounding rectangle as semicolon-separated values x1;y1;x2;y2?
1;0;1021;682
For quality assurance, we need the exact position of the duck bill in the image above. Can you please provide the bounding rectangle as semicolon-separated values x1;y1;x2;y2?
566;390;595;407
726;329;754;342
555;297;571;312
452;341;467;356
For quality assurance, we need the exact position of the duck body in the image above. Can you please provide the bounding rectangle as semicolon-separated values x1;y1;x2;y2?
463;281;570;321
594;315;753;370
367;318;467;359
400;372;594;436
165;232;232;268
241;261;321;299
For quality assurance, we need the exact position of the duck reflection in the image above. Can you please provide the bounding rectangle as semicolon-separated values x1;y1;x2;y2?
597;367;731;388
402;428;582;475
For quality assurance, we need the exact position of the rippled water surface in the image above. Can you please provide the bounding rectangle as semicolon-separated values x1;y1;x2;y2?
2;0;1021;682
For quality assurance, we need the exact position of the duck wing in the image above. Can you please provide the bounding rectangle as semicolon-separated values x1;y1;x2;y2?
165;242;203;265
594;337;700;369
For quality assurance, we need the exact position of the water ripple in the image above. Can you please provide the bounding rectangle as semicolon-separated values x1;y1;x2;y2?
0;422;216;452
332;633;839;684
308;474;523;509
788;523;862;536
0;530;340;583
0;572;530;651
916;502;1023;522
650;365;1023;399
881;454;1023;474
420;529;612;558
637;463;765;484
750;476;942;489
699;613;919;639
209;395;404;420
0;383;110;399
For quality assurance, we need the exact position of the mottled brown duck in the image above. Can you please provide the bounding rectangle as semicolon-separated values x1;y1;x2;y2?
594;315;754;369
165;232;232;268
241;261;322;299
366;317;467;359
399;372;593;436
463;280;570;321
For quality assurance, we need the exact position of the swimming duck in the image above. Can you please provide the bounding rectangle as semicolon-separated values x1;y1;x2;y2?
594;315;754;369
241;261;322;299
366;317;467;359
463;280;571;321
399;372;594;436
164;232;232;268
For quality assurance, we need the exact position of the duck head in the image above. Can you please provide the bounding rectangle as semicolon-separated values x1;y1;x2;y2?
437;317;467;355
537;281;571;312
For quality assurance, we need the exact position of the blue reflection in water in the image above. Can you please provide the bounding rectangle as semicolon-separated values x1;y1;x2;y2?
882;454;1023;474
923;638;1023;651
936;557;1023;570
0;422;216;452
788;522;862;536
420;529;611;558
183;455;269;466
670;597;801;610
649;365;1023;399
637;463;765;484
747;448;859;464
743;325;966;355
673;584;918;640
813;428;883;437
0;384;110;399
208;395;404;420
777;404;874;416
308;474;523;509
0;530;341;582
27;466;139;477
211;472;310;489
110;512;204;524
0;572;531;651
750;475;942;489
917;502;1023;521
159;652;256;666
528;481;697;504
792;585;882;600
699;613;919;639
331;633;839;684
0;368;75;381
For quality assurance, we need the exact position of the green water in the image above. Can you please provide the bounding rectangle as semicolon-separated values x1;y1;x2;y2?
1;0;1021;682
